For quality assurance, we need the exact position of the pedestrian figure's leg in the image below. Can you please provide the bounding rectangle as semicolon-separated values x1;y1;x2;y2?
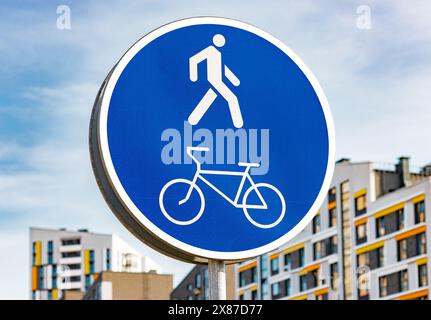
188;88;218;125
214;83;243;128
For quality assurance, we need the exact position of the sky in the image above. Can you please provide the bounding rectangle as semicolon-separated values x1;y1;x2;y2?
0;0;430;299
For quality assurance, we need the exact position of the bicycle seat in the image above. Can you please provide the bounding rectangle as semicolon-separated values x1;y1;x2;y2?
238;162;260;168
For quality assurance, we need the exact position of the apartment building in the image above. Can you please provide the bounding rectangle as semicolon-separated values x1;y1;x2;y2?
235;157;431;300
83;271;173;300
171;264;236;300
30;227;162;300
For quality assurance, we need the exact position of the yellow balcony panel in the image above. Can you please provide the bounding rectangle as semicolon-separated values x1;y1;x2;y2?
395;225;426;241
35;241;42;266
416;257;427;266
354;188;367;198
84;250;90;275
355;240;384;255
314;288;329;296
52;289;58;300
283;243;305;255
289;294;308;300
398;289;428;300
269;252;279;260
327;201;336;210
354;216;368;226
237;261;257;273
31;266;38;291
299;263;320;275
373;203;404;219
411;194;425;204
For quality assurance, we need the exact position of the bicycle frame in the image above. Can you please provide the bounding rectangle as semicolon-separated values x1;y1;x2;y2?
180;147;268;209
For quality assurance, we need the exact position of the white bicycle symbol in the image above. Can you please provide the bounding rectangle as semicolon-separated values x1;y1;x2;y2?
159;147;286;229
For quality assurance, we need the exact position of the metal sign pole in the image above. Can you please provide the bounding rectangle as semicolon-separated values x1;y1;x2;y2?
208;259;226;300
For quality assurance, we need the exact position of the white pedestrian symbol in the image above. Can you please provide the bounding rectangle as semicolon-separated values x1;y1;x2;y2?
188;34;244;128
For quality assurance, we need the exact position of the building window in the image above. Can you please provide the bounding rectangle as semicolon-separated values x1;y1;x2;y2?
251;266;257;283
299;275;307;292
357;247;384;270
328;187;336;203
251;289;258;300
89;250;95;274
270;257;279;276
187;283;193;291
284;248;305;270
316;293;328;300
284;279;291;297
52;265;57;289
398;239;407;261
195;272;201;289
356;222;367;245
47;290;52;300
379;270;408;297
376;209;404;238
299;249;305;267
329;207;337;228
355;194;367;216
330;263;338;291
284;254;292;270
239;272;245;287
312;214;321;234
417;233;427;255
260;255;268;280
414;201;425;224
418;264;428;287
314;237;337;261
38;267;44;290
85;274;91;290
310;270;319;289
313;242;321;260
61;238;80;246
397;232;427;261
68;263;81;270
61;251;81;258
379;276;387;297
299;270;319;292
261;279;268;300
70;276;81;282
47;241;54;264
271;282;280;299
106;249;111;271
203;268;209;299
32;242;36;266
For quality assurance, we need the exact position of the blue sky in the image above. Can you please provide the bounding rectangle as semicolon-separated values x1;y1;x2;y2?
0;1;430;299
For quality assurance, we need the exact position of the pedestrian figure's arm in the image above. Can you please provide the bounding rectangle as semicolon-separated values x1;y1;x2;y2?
189;48;211;82
224;66;240;86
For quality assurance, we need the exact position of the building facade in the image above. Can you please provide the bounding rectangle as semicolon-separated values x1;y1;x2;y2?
83;271;173;300
235;157;431;300
30;227;162;300
171;264;236;300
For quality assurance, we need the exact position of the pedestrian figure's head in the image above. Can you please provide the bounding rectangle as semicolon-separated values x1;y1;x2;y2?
213;34;225;47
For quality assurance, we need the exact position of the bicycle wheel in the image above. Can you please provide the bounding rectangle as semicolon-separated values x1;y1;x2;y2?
159;178;205;225
242;183;286;229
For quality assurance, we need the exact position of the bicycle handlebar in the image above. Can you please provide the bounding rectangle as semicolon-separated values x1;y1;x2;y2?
186;146;209;166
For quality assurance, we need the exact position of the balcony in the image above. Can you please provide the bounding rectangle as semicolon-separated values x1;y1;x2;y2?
59;257;81;265
59;244;82;253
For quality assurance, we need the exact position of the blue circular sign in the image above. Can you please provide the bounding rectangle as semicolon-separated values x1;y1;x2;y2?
92;17;335;262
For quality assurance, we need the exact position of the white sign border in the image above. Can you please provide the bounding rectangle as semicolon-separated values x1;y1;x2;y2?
98;16;336;261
